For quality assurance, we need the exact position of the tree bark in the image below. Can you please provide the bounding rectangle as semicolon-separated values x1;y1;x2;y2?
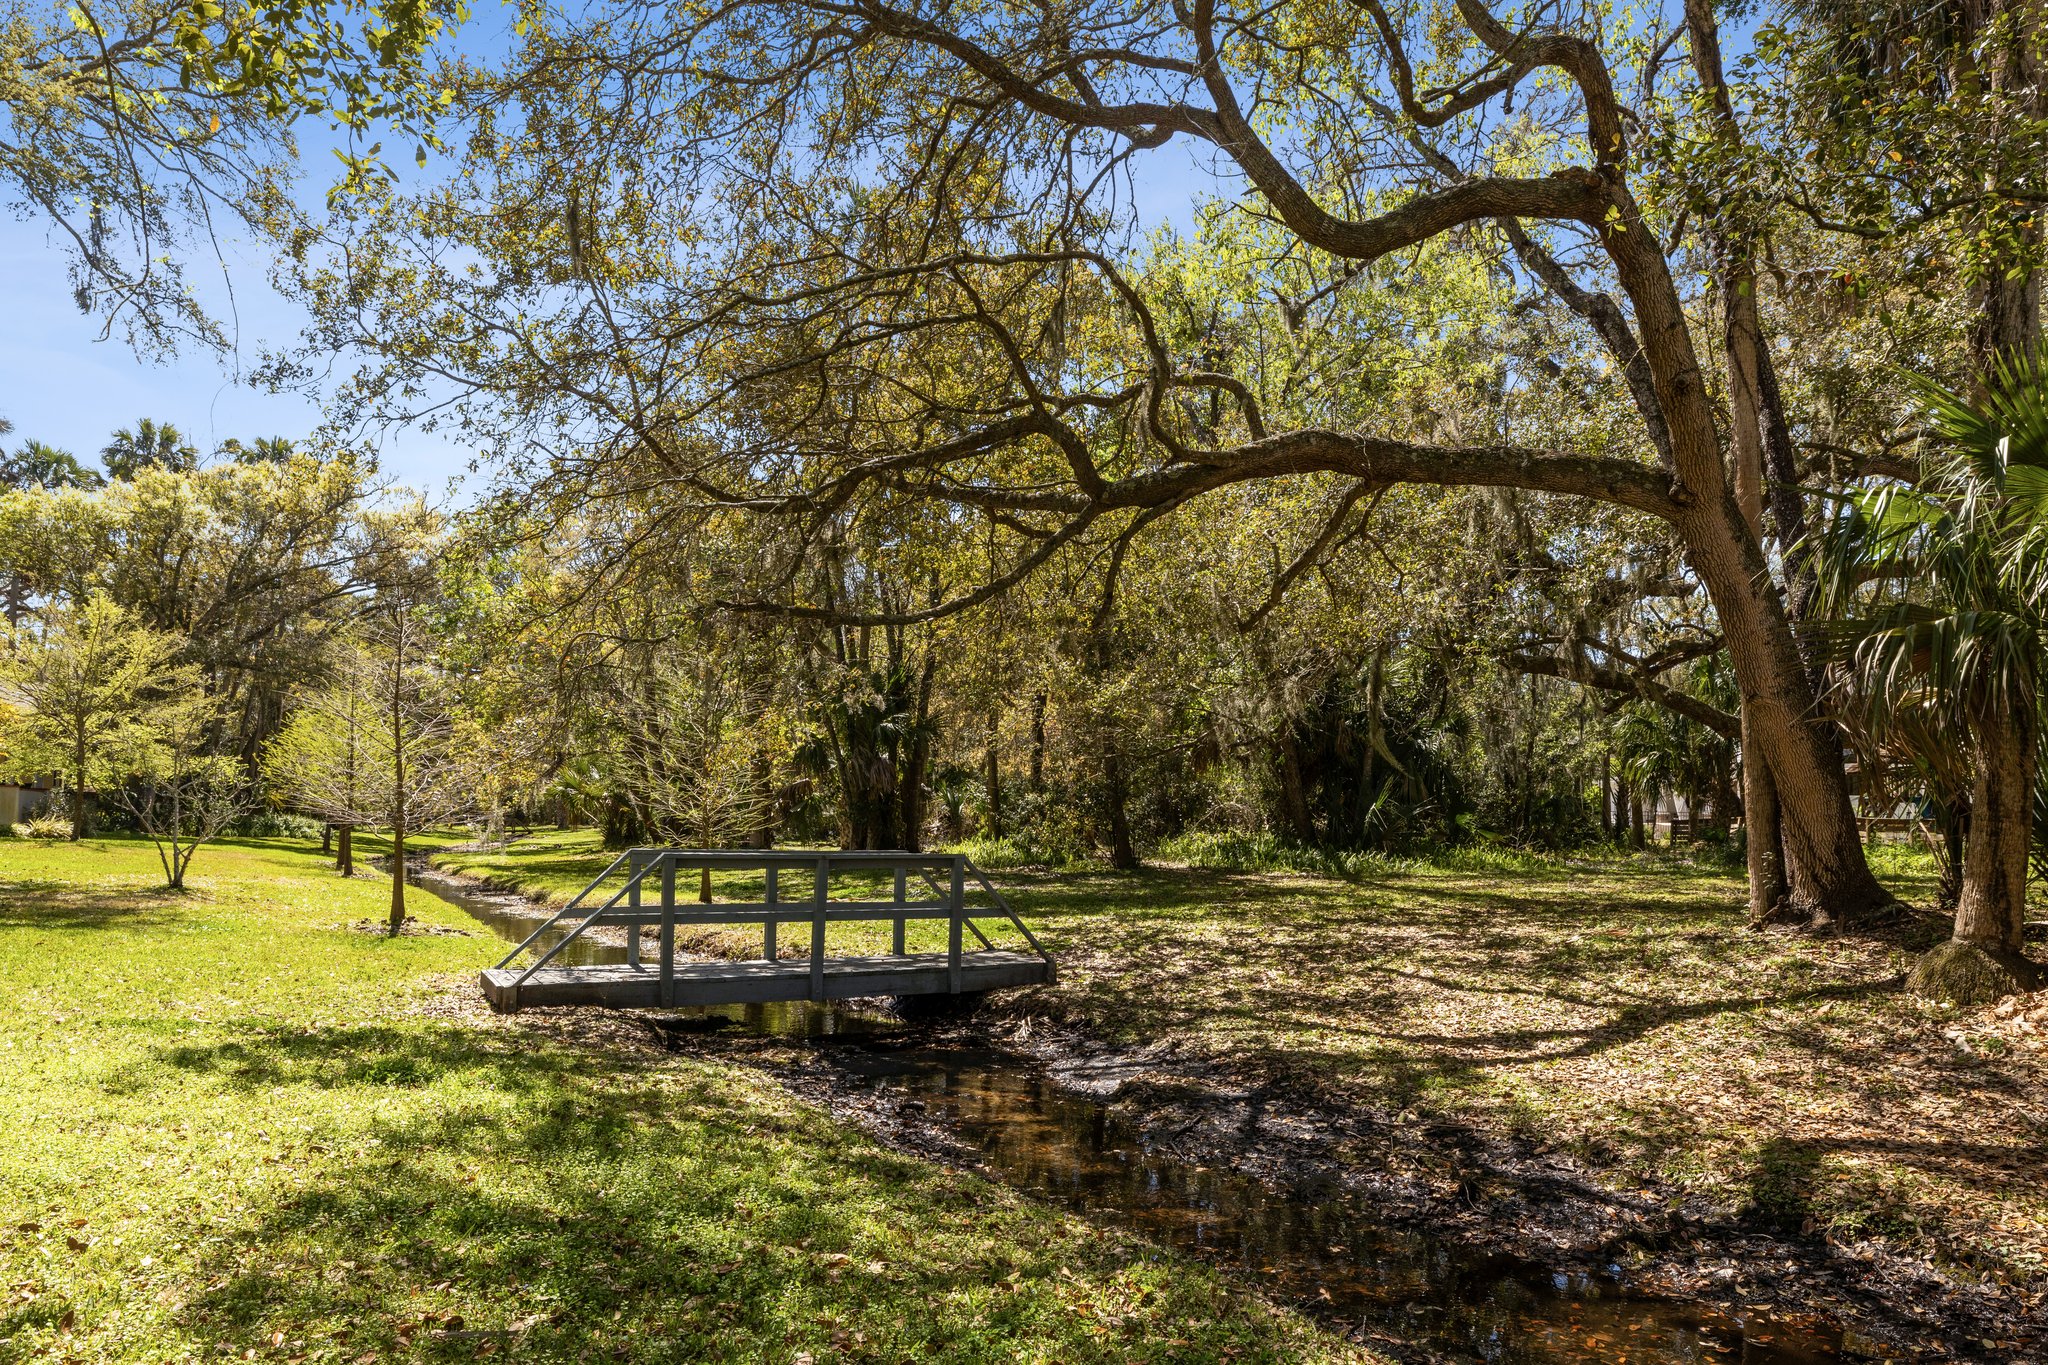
1028;690;1047;791
389;815;406;933
1953;696;2036;954
1276;726;1315;844
1741;719;1788;922
983;717;1003;839
1600;751;1613;838
1104;746;1138;870
1937;798;1967;911
1679;499;1892;922
338;823;354;878
1628;786;1645;849
388;616;408;936
69;724;86;839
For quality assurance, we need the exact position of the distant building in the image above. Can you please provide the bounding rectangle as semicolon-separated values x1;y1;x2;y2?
0;777;51;825
0;686;54;824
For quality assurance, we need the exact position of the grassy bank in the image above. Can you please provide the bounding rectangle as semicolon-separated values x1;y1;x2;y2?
0;835;1376;1363
435;830;2046;1283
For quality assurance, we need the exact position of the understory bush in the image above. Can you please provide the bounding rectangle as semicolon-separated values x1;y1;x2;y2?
1152;829;1598;881
230;809;325;840
12;814;73;840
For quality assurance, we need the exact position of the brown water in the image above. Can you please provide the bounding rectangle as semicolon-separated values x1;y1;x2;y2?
424;868;1845;1364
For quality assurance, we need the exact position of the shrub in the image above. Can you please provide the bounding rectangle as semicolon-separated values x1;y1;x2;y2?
230;809;325;840
14;815;73;840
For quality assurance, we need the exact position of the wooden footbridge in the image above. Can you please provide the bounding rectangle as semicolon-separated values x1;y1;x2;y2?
479;849;1054;1012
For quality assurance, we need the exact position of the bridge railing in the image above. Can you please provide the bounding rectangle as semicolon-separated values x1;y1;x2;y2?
492;849;1053;1003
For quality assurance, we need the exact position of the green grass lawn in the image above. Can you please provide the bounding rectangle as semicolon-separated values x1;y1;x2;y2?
436;830;2048;1284
0;834;1377;1364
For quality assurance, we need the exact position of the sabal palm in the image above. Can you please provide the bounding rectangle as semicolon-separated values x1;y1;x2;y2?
100;418;198;480
1816;350;2048;969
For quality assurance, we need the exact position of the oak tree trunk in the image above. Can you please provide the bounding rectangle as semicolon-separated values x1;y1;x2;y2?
338;824;354;878
1276;727;1315;844
1678;498;1892;923
1741;732;1788;923
1104;747;1138;870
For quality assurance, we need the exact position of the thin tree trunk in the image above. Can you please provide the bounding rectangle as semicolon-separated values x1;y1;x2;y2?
983;718;1003;839
388;616;408;936
1938;799;1967;911
1600;751;1613;838
1742;722;1788;921
1628;787;1645;849
1105;746;1138;870
1276;726;1314;844
322;823;334;856
1028;690;1047;791
69;726;85;840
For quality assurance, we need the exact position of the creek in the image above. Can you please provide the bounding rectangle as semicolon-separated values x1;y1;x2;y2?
414;865;1844;1364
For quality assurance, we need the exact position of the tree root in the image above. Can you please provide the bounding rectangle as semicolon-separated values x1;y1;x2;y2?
1906;939;2045;1005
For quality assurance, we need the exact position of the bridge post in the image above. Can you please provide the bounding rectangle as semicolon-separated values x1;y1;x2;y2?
764;865;779;961
659;855;675;1007
948;855;964;993
627;851;643;968
892;866;907;956
810;857;829;1002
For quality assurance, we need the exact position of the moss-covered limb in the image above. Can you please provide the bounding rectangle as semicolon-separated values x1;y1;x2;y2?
0;836;1379;1364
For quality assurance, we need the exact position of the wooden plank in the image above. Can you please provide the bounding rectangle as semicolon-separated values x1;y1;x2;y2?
659;857;675;1007
811;858;828;1002
892;866;907;956
477;952;1050;1011
948;857;964;994
627;853;643;968
573;901;953;926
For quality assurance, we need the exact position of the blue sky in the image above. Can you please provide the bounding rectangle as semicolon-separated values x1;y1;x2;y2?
0;211;479;495
0;7;1211;499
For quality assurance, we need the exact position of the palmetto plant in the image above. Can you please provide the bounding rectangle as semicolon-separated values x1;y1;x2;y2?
1611;656;1739;832
1813;350;2048;999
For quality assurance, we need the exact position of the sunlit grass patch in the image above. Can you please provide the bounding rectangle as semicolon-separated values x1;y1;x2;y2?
0;835;1380;1363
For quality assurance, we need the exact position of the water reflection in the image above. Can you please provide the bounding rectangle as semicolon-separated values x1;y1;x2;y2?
838;1045;1840;1363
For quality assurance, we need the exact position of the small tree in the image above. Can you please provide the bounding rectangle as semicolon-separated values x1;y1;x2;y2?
262;683;373;876
108;689;246;889
1816;354;2048;1001
270;610;470;931
0;592;192;838
623;656;775;901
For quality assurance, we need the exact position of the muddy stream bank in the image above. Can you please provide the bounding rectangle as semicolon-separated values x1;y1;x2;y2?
408;861;2035;1364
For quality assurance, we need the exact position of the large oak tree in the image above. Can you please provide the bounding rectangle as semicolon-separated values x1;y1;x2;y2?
293;0;2046;925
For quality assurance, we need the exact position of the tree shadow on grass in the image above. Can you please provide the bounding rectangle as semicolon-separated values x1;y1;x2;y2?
150;1024;1331;1364
0;877;182;932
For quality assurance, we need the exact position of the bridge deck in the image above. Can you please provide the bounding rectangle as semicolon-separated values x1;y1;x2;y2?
480;950;1050;1012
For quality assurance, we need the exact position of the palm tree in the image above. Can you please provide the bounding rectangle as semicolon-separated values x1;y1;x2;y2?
215;436;296;464
100;419;198;480
3;441;101;490
1815;351;2048;1001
